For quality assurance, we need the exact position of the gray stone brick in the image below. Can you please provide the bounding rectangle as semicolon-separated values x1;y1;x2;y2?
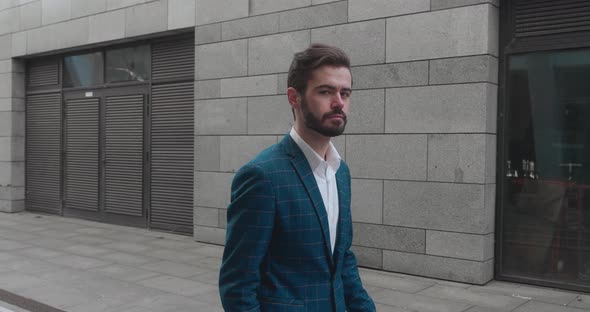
194;171;233;208
349;0;429;22
427;134;487;184
385;83;494;134
194;207;219;227
194;136;220;171
89;9;125;44
0;60;9;73
0;185;24;200
279;1;347;32
247;95;292;135
19;1;41;30
125;0;167;37
483;184;495;234
195;0;248;25
426;231;493;261
41;0;71;25
351;245;382;269
107;0;146;10
430;55;499;85
220;75;278;98
248;31;310;75
0;199;24;212
418;285;525;311
250;0;310;16
219;136;276;172
312;0;338;4
168;0;195;30
221;14;279;41
351;61;428;90
383;180;488;233
277;73;288;94
0;111;24;137
194;80;220;100
0;8;19;36
346;89;384;134
353;223;424;253
386;5;495;62
331;135;345;161
194;225;226;245
219;209;227;228
0;0;11;11
371;288;473;311
484;135;496;184
195;39;247;80
432;0;499;11
0;137;24;161
11;32;26;57
27;18;89;54
312;19;385;66
485;84;498;134
71;0;106;18
0;73;11;97
346;135;427;180
194;98;247;135
351;178;382;224
195;23;221;45
383;250;493;284
0;34;11;59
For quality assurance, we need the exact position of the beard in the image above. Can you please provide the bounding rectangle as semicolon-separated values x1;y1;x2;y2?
300;97;347;137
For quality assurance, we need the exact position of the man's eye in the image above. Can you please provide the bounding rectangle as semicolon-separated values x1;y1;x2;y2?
341;92;351;98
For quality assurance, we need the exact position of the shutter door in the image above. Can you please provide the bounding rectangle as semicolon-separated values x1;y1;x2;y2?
105;94;144;217
65;98;99;212
150;82;194;233
26;93;61;214
516;0;590;37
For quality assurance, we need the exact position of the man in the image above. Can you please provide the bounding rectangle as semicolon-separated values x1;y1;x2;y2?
219;44;376;312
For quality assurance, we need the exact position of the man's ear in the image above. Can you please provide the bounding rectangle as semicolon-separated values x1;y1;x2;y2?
287;87;300;110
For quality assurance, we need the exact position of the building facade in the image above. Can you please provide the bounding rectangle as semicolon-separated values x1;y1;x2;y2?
0;0;588;293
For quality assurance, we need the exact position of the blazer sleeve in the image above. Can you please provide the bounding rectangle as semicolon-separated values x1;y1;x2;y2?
342;249;376;311
219;164;275;312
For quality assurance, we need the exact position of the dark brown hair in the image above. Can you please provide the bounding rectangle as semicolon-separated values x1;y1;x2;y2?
287;43;351;94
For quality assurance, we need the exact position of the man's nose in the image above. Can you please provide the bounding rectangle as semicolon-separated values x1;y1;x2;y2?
331;93;345;109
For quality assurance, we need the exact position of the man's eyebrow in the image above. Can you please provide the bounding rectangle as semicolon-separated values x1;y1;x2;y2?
314;85;352;92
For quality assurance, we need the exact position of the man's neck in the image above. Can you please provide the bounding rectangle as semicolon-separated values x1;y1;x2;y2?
294;124;331;160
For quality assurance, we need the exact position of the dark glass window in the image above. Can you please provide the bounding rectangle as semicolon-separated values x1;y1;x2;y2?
106;45;150;83
63;52;103;87
501;49;590;290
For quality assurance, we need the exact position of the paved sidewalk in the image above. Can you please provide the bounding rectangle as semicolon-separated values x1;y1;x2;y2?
0;212;589;312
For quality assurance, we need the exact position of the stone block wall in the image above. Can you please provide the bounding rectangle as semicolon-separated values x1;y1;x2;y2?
192;0;499;284
0;0;499;284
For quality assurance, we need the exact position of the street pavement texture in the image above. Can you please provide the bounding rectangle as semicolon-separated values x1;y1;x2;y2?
0;212;589;312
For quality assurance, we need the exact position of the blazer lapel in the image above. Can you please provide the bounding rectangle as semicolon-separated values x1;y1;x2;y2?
280;134;334;267
332;167;350;266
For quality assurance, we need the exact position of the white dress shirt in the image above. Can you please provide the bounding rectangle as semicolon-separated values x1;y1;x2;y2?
290;127;341;254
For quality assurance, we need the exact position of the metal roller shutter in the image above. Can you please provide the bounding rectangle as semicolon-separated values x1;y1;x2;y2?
28;63;59;87
64;98;99;212
26;93;61;214
105;94;145;217
152;34;195;81
515;0;590;37
150;82;194;234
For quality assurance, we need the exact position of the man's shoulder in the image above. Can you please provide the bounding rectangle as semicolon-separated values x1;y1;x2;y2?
243;142;291;172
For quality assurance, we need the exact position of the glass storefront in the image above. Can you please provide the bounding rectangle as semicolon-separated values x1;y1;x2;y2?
501;48;590;290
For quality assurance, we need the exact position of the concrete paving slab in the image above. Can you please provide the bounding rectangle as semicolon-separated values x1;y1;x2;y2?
141;248;207;264
99;241;153;254
137;275;217;297
45;254;112;270
89;264;161;282
188;270;219;286
0;273;47;292
126;293;219;312
139;260;210;278
417;284;527;310
13;247;64;260
60;244;112;257
95;251;160;266
469;280;580;306
359;268;434;293
372;288;473;312
0;239;31;251
2;258;65;275
66;234;114;245
571;295;590;310
514;300;589;312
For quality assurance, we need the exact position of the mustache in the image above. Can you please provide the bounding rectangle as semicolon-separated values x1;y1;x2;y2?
322;109;347;121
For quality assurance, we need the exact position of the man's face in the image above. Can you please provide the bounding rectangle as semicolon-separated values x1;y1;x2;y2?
299;65;352;137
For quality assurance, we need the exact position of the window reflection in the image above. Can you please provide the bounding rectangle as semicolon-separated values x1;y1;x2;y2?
106;45;150;83
63;52;103;87
502;49;590;287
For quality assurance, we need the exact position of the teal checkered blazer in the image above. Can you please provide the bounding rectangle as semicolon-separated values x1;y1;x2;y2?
219;134;376;312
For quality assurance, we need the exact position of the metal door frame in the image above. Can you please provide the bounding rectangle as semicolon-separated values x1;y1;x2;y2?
61;84;150;228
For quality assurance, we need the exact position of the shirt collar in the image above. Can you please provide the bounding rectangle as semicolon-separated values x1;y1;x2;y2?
290;127;341;174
